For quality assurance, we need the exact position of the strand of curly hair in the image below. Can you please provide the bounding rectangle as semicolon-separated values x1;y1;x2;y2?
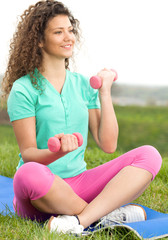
1;0;80;98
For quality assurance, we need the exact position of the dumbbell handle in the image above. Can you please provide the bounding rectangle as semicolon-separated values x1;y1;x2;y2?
90;69;118;89
48;132;83;152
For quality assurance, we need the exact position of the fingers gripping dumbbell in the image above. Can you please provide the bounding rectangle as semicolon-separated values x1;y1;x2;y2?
48;132;83;152
90;69;118;89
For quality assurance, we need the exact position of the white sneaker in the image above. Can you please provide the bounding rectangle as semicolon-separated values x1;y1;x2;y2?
47;215;84;234
101;204;147;224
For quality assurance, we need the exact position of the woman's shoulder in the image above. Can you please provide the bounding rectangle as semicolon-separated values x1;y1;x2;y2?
68;70;88;79
67;70;90;88
12;74;34;90
9;74;39;105
11;74;42;99
7;74;37;121
67;70;100;104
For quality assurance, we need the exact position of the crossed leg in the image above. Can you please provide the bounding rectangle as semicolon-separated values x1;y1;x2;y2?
14;145;162;227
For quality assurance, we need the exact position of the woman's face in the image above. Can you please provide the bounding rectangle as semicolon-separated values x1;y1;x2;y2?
40;15;76;60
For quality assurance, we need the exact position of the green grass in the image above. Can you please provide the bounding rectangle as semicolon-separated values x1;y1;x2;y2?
0;125;19;178
0;105;168;239
114;105;168;157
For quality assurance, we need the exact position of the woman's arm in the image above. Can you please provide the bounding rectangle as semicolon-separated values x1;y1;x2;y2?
89;69;119;153
12;117;79;165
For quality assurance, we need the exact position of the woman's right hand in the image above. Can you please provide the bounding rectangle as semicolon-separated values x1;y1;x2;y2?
54;133;79;153
12;117;76;165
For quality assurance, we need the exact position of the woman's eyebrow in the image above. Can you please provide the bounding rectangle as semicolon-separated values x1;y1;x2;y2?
51;26;73;30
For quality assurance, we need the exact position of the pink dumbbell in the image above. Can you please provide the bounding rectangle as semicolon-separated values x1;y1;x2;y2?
90;69;118;89
48;132;83;152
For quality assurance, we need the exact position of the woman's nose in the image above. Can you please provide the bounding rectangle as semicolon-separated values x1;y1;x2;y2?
64;31;74;41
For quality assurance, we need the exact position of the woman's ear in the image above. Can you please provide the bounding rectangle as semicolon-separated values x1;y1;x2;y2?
38;42;43;48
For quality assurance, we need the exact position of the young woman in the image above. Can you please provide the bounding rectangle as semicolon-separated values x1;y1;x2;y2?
2;0;162;235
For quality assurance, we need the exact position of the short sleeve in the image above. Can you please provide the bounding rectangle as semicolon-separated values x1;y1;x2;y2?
88;87;100;109
7;82;35;122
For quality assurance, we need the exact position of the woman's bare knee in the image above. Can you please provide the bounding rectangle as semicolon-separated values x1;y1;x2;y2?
31;175;87;215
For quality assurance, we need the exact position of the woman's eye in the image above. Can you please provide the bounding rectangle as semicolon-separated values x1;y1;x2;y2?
54;31;62;34
69;29;74;33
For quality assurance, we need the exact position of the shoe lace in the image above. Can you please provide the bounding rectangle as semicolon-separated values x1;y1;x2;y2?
101;208;127;225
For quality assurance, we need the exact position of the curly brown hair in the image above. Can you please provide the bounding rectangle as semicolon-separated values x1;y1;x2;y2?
2;0;80;98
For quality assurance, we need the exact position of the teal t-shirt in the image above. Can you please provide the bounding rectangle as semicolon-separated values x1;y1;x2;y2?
7;70;100;178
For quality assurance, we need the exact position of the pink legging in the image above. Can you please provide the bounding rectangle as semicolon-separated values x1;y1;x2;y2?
13;145;162;221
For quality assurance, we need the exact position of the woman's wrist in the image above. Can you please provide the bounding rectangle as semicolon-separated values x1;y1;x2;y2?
99;91;112;102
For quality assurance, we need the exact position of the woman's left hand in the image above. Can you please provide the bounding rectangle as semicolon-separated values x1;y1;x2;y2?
97;68;116;95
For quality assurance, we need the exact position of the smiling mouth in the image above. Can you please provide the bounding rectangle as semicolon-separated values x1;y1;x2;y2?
61;44;72;49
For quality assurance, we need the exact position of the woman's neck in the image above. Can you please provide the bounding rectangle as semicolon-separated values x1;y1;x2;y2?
41;56;66;78
40;57;67;93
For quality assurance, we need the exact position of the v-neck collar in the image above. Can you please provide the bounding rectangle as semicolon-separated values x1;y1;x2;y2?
36;68;69;96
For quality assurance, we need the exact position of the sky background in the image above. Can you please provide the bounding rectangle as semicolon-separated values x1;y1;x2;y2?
0;0;168;86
